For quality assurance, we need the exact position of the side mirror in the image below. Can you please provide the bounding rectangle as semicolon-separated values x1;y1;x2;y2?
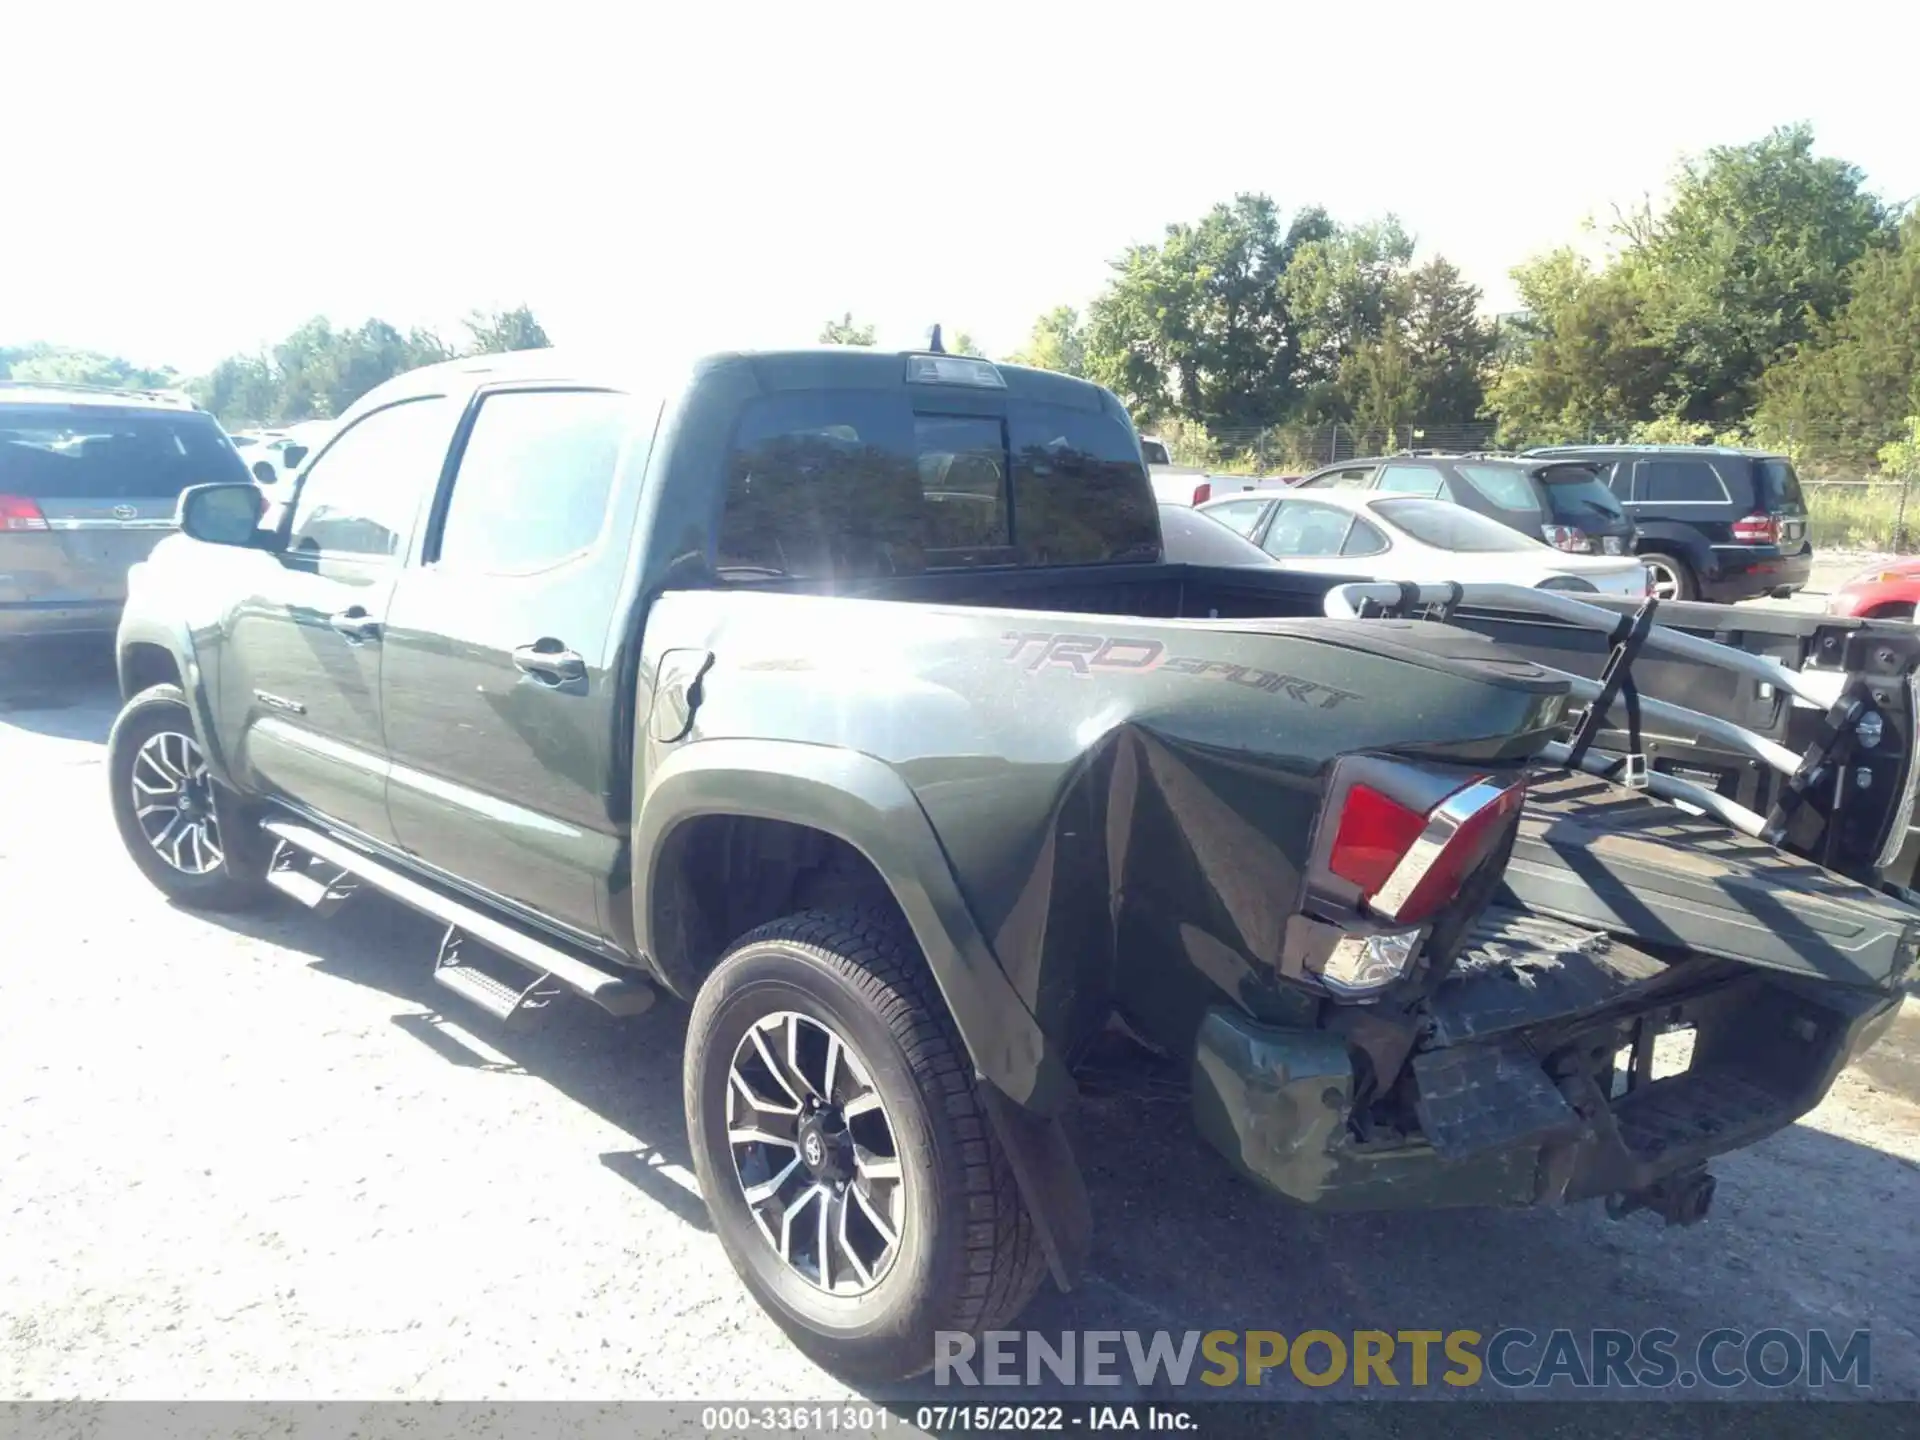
281;443;309;471
251;460;279;486
178;483;269;547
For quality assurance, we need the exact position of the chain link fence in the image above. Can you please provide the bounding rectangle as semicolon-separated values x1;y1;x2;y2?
1155;419;1920;553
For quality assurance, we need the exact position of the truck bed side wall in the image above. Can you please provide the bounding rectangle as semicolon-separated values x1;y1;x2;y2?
629;588;1568;1072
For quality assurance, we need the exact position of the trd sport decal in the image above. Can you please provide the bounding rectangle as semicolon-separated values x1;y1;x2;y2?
1000;631;1362;711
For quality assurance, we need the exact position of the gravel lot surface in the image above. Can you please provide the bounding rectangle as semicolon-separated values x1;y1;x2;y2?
2;638;1916;1420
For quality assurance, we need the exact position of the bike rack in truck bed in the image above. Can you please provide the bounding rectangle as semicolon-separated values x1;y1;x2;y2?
1323;581;1920;991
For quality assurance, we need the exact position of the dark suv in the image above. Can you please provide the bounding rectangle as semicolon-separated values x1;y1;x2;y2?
1295;453;1638;559
1523;445;1812;603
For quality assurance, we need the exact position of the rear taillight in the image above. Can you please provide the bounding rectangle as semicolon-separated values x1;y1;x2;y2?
1192;481;1212;506
1328;785;1430;895
0;494;50;532
1540;523;1593;553
1327;773;1529;927
1731;513;1780;544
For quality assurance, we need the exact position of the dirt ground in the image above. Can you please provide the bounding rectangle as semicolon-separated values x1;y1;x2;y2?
1;642;1916;1420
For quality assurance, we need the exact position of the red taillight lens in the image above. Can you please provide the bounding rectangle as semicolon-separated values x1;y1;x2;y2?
0;494;50;532
1329;774;1529;926
1192;481;1212;506
1329;785;1430;895
1731;513;1779;544
1540;523;1592;553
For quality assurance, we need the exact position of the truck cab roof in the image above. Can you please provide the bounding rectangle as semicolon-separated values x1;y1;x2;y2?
344;345;1122;423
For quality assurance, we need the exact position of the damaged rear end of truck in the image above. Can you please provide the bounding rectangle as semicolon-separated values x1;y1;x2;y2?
1179;583;1917;1226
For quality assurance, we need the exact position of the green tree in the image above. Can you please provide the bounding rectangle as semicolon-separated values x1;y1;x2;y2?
1486;249;1671;445
1008;305;1088;376
1642;123;1891;423
1;343;177;391
1399;256;1495;423
180;305;553;427
1280;217;1415;398
949;331;984;357
819;313;876;346
1755;211;1920;468
463;305;550;354
1084;194;1332;429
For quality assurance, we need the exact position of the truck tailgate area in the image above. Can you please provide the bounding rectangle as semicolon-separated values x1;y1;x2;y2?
1498;772;1920;990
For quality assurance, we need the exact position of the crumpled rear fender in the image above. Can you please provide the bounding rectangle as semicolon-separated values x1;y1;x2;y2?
631;737;1075;1116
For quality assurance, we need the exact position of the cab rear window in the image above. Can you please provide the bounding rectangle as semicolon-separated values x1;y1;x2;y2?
0;407;248;499
717;389;1158;581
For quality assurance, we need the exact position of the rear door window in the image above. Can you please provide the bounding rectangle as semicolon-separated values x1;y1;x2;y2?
1259;501;1355;558
432;389;631;573
1376;464;1445;497
1157;505;1278;566
1301;466;1376;491
717;389;1157;581
1636;459;1729;505
1197;498;1271;536
1341;516;1389;557
0;408;249;500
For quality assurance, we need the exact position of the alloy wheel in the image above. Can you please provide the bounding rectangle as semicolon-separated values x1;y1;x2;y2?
1644;557;1683;601
130;730;225;875
725;1011;906;1295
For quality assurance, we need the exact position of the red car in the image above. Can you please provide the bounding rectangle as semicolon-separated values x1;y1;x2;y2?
1826;558;1920;620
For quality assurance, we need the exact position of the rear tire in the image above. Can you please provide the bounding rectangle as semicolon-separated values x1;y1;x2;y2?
107;684;272;911
1641;551;1696;602
684;907;1047;1383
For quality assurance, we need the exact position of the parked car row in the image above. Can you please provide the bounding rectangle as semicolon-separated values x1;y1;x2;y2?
1282;444;1815;606
1184;487;1651;595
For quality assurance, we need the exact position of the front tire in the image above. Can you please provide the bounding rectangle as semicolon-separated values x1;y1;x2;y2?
107;683;272;911
684;908;1047;1383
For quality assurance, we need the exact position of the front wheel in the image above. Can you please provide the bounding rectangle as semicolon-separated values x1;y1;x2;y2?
684;908;1047;1382
107;683;272;910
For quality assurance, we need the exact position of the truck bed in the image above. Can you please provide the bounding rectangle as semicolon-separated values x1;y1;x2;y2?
1500;772;1919;990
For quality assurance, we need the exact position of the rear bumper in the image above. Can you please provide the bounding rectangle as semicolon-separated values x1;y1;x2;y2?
1701;544;1813;602
0;599;123;640
1192;975;1900;1213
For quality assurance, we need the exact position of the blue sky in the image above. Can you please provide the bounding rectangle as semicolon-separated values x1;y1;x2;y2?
8;0;1917;373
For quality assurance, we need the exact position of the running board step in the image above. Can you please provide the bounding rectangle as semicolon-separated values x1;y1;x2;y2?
433;924;561;1026
265;839;358;916
260;818;656;1019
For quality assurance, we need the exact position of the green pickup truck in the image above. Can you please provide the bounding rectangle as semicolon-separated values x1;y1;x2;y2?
107;344;1917;1381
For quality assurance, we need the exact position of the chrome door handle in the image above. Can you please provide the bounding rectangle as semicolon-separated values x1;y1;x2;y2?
329;608;381;643
512;641;587;684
